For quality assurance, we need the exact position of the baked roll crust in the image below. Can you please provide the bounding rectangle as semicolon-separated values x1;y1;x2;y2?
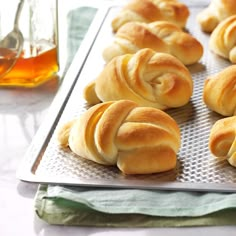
203;65;236;116
103;21;203;65
209;116;236;167
209;15;236;63
197;0;236;33
85;48;193;110
112;0;189;32
58;100;181;174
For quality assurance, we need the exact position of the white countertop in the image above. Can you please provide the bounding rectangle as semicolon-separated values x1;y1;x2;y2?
1;0;236;235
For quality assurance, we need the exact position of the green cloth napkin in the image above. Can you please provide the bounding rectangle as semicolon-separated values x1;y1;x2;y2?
34;6;236;227
35;185;236;227
63;6;97;73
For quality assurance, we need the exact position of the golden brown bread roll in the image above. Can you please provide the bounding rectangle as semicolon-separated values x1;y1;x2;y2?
57;100;181;174
197;0;236;33
112;0;189;32
209;116;236;167
85;48;193;110
103;21;203;65
203;65;236;116
209;15;236;63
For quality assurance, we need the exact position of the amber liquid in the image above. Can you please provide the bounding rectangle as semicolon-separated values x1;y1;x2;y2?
0;42;59;87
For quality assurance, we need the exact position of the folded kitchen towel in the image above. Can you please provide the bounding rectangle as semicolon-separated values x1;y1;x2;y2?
35;185;236;227
34;5;236;227
63;6;98;72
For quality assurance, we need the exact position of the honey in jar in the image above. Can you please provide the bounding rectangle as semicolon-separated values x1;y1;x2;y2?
0;0;59;87
0;42;58;87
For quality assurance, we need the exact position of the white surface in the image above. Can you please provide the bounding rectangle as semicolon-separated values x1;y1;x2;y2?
1;0;236;235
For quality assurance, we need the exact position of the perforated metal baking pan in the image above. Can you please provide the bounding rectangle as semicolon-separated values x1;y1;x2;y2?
17;1;236;192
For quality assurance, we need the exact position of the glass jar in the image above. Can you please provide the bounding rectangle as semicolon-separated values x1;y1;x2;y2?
0;0;59;87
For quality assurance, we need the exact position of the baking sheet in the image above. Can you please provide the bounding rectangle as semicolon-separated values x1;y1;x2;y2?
17;2;236;192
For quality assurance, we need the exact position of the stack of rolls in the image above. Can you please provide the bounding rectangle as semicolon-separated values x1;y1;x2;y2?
199;1;236;168
58;0;236;174
204;66;236;168
57;0;200;175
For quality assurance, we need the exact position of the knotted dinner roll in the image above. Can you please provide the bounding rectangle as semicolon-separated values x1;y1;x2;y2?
209;15;236;63
112;0;189;32
103;21;203;65
203;65;236;116
209;116;236;168
57;100;181;174
197;0;236;33
85;48;193;110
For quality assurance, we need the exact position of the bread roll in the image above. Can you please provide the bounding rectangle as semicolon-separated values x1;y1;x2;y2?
112;0;189;32
209;116;236;167
209;15;236;63
203;65;236;116
85;48;193;110
197;0;236;33
57;100;181;174
103;21;203;65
